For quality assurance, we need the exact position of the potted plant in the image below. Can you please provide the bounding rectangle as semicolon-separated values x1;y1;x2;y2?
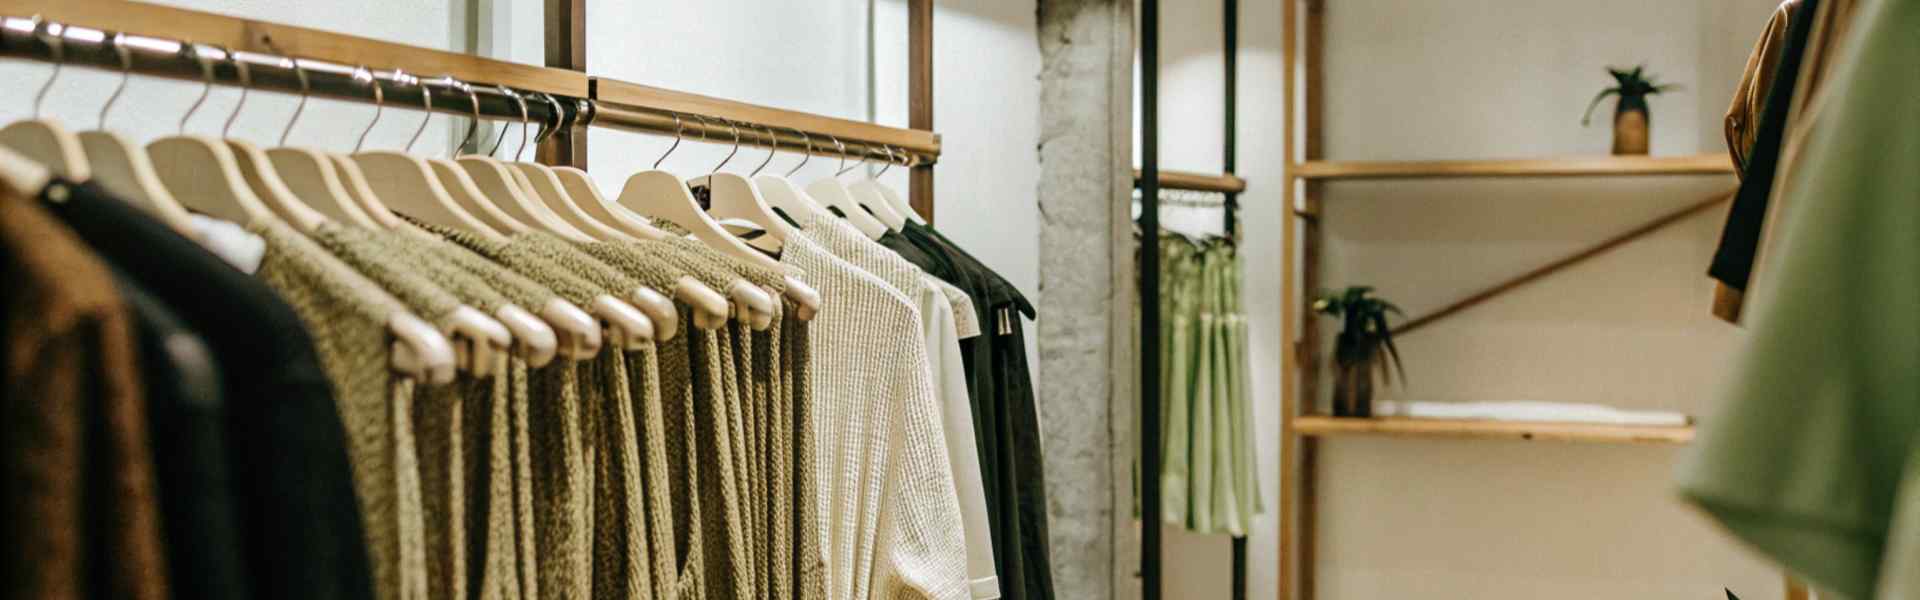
1314;286;1405;418
1582;64;1681;155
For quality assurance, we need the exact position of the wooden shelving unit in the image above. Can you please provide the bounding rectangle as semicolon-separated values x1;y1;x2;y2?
1292;153;1733;181
1275;2;1767;599
1290;416;1694;445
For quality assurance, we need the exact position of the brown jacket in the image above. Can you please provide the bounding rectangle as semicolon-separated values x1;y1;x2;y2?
0;183;168;600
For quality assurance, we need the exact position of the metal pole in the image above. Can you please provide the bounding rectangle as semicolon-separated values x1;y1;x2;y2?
0;17;559;125
1140;0;1163;598
1224;0;1246;597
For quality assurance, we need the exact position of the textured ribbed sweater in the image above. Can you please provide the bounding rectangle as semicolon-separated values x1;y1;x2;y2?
780;233;970;600
251;221;426;600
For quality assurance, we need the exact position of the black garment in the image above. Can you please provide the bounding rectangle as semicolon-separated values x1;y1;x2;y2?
1708;0;1819;292
115;273;247;600
42;181;375;600
885;222;1056;600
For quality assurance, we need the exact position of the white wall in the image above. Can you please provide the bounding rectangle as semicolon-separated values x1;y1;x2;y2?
0;0;459;159
1145;0;1791;598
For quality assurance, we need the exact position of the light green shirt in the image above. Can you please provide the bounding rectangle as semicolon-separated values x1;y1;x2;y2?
1677;1;1920;597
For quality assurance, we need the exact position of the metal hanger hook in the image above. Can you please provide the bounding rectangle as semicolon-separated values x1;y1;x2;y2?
99;32;133;130
402;71;433;154
180;44;219;135
505;87;530;161
784;127;812;178
221;48;252;139
829;136;849;175
653;112;684;169
836;138;869;177
874;146;897;179
711;119;741;175
353;66;385;152
453;77;480;156
483;85;513;157
278;57;310;145
533;93;564;146
31;17;62;120
750;123;778;177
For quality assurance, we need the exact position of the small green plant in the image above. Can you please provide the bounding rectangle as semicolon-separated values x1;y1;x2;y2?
1314;286;1405;418
1581;64;1682;126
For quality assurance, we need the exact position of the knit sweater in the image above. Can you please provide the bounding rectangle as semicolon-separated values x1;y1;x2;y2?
780;233;970;600
252;221;427;600
796;211;999;598
311;225;493;600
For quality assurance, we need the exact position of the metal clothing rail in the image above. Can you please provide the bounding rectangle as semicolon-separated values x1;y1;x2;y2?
589;78;943;168
0;8;571;127
0;0;944;171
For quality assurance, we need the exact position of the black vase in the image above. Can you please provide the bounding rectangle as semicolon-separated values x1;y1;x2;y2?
1330;329;1374;418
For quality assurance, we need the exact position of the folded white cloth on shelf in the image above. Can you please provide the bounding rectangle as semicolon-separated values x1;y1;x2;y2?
1373;400;1691;427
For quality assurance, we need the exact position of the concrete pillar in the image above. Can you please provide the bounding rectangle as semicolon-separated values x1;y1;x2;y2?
1037;0;1137;598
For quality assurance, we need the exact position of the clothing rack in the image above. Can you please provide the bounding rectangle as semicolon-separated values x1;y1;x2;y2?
0;0;941;196
1138;0;1242;598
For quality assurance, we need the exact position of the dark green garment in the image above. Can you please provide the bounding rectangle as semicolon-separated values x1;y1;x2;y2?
1678;1;1920;597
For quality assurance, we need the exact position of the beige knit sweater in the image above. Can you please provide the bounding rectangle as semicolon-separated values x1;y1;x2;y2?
779;233;970;600
252;221;426;600
796;211;998;598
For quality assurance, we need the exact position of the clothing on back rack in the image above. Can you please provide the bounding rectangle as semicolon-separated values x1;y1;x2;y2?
0;61;1029;600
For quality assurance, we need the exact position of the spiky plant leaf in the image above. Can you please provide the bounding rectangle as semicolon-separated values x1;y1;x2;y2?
1582;87;1621;125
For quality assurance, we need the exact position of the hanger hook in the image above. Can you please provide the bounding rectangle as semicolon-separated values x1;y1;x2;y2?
353;67;385;152
455;78;480;156
221;49;252;139
711;119;741;175
784;127;812;177
836;139;869;177
31;17;62;120
750;123;778;176
180;44;218;135
278;58;310;145
874;145;897;178
100;32;133;130
403;72;434;154
533;93;565;146
829;136;848;175
483;85;513;157
504;87;530;161
652;112;683;169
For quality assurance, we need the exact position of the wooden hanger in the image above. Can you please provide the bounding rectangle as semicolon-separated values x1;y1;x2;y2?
0;144;50;199
259;57;380;229
848;146;909;230
0;19;90;180
213;55;331;233
147;46;285;229
345;69;507;243
753;127;829;221
617;113;780;329
513;94;639;241
75;32;195;236
873;146;926;224
453;87;592;241
551;165;730;336
805;137;889;240
701;123;822;319
144;49;454;379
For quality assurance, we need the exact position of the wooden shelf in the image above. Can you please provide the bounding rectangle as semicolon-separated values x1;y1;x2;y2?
1133;169;1249;194
1290;154;1735;181
1290;416;1694;445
